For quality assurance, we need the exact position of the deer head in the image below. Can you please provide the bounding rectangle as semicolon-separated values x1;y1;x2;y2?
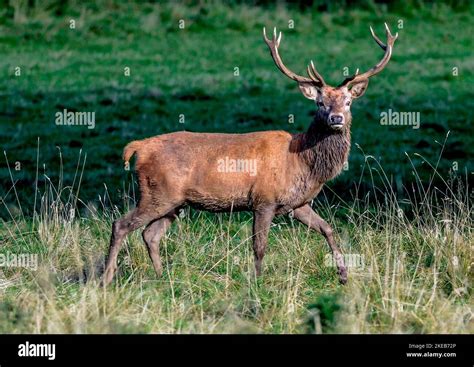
263;23;398;131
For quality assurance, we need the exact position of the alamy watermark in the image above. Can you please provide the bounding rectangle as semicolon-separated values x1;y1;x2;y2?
18;342;55;360
55;108;95;129
217;157;257;176
325;253;365;269
0;251;38;271
380;109;420;129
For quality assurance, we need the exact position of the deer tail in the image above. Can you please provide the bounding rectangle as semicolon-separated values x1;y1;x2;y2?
123;140;142;165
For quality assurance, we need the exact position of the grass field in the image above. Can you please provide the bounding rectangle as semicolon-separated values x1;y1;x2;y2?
0;1;472;333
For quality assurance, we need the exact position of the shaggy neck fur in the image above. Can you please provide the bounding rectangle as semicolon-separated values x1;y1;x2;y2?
297;112;351;182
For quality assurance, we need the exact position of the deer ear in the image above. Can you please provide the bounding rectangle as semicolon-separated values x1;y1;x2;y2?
349;79;369;99
298;82;320;100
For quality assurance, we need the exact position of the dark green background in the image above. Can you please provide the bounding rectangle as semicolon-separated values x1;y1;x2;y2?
1;0;472;218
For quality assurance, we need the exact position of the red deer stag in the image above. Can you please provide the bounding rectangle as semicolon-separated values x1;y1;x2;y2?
102;23;398;286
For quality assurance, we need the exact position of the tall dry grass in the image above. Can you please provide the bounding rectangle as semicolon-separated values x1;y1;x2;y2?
0;135;472;333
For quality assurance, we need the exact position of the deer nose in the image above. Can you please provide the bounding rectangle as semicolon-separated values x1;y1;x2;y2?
329;114;344;125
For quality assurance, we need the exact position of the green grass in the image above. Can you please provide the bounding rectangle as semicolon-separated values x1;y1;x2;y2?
0;142;472;333
0;1;472;333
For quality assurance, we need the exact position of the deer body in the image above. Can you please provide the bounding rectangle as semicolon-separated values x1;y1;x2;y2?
123;121;349;214
103;24;397;286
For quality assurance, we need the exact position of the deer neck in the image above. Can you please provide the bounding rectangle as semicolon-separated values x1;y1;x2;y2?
297;115;351;183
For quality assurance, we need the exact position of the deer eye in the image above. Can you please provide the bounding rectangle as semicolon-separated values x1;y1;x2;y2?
317;100;325;108
345;100;351;106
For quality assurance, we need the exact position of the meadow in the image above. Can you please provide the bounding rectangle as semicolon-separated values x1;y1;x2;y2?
0;1;472;333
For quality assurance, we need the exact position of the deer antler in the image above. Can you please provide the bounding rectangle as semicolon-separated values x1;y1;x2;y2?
339;23;398;88
263;27;326;87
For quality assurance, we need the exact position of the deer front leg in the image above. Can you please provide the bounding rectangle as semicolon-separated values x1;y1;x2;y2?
292;204;347;284
252;206;276;276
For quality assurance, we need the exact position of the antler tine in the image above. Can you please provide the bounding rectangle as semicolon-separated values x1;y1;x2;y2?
385;22;399;39
263;27;317;84
273;27;281;46
263;27;269;42
307;60;326;87
339;23;398;88
370;22;399;51
370;25;387;50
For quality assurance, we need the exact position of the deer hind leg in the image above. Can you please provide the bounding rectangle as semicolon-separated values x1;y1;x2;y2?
142;212;177;277
252;206;276;276
292;204;347;284
102;208;152;286
102;202;179;286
